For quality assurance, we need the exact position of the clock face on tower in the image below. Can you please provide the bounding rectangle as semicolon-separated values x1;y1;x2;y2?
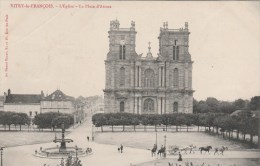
120;40;125;45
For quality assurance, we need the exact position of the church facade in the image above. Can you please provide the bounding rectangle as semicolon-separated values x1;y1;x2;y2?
104;20;194;114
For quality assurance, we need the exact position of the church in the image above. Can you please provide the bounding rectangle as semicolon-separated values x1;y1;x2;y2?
104;19;194;114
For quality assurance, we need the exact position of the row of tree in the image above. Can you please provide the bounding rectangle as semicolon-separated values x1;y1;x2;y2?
33;112;74;130
92;112;258;144
193;96;260;114
0;111;29;131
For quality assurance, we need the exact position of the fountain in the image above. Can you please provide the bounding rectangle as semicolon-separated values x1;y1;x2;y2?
53;123;74;153
34;123;92;159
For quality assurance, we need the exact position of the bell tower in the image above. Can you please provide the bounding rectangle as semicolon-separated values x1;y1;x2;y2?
107;19;137;61
158;22;191;62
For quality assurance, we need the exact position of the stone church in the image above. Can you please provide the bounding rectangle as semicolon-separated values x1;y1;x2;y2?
104;19;194;114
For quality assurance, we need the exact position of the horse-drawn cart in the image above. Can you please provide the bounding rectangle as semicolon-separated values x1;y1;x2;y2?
167;145;180;155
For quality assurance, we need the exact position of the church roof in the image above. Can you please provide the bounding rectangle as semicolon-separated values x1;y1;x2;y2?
5;94;41;104
42;90;74;101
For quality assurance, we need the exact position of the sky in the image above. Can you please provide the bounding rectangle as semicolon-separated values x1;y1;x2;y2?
0;1;259;101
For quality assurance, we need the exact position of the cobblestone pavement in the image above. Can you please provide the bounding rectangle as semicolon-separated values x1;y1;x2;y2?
2;118;259;166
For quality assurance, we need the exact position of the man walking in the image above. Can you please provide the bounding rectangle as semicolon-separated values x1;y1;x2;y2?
120;144;123;153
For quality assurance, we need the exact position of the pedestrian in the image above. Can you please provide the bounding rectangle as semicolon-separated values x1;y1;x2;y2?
117;147;120;153
120;144;123;153
177;152;183;161
35;150;37;154
87;136;89;142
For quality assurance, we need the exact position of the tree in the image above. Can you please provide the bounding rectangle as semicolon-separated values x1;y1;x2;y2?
183;114;194;132
233;99;246;110
249;96;260;110
17;113;29;131
206;97;219;112
131;115;140;131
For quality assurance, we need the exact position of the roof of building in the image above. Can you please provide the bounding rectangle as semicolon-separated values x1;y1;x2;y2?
5;94;41;104
230;109;260;118
42;89;74;101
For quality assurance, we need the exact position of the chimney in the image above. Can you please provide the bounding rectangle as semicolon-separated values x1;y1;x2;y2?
7;89;11;96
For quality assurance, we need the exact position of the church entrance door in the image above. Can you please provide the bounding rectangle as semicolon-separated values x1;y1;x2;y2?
143;98;154;113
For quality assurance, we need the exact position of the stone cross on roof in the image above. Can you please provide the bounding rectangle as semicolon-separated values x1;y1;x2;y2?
148;41;151;52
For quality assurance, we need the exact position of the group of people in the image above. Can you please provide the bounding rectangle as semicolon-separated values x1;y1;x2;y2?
118;144;124;153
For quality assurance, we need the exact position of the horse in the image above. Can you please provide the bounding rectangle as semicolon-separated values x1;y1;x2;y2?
214;146;228;155
199;146;212;154
179;145;196;154
151;145;157;157
157;146;166;157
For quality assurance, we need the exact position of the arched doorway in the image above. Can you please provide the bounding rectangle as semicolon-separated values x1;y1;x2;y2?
143;98;154;113
120;101;125;112
173;102;178;112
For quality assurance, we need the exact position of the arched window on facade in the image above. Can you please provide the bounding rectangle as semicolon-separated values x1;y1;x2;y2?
173;44;179;60
173;68;179;88
173;102;178;112
143;98;154;113
120;101;124;112
144;69;155;87
120;67;125;86
119;45;126;60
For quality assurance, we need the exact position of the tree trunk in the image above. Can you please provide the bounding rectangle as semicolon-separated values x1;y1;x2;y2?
180;125;181;131
187;125;188;132
176;126;178;132
198;125;199;132
155;125;157;132
216;127;219;135
243;134;246;141
20;125;22;131
166;125;167;131
222;132;225;138
134;125;136;132
250;134;253;143
101;126;103;132
237;130;239;140
8;125;11;131
229;131;231;140
123;125;125;132
112;125;114;132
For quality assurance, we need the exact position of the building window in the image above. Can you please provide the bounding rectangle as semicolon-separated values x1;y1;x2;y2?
143;98;154;112
120;67;125;86
173;102;178;112
144;69;155;87
173;46;179;60
173;68;179;88
120;101;125;112
119;45;126;60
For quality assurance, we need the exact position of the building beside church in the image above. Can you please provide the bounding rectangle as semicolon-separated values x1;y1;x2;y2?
4;89;42;116
104;20;194;114
40;89;75;114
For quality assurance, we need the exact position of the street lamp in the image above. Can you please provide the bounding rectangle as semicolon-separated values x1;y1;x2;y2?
155;130;158;146
92;124;94;141
164;135;167;158
0;146;5;166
